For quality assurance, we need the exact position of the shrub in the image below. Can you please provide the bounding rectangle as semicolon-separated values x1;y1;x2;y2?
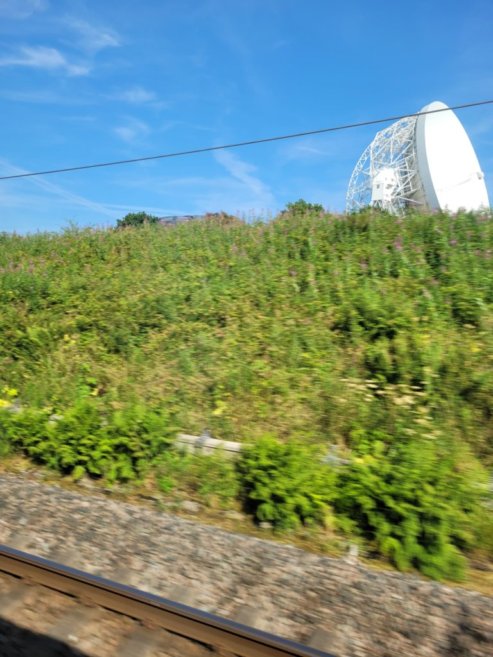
1;402;174;482
281;199;324;215
334;431;484;580
116;212;159;228
98;403;174;481
1;406;52;462
238;436;336;530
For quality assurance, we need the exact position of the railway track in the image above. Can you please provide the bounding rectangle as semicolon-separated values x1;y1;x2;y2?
0;544;335;657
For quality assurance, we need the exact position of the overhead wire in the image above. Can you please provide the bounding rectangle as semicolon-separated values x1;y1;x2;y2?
1;98;492;182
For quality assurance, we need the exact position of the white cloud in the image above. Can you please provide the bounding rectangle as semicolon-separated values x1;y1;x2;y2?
0;0;47;20
113;169;276;217
126;150;280;214
0;158;119;219
214;150;275;203
282;141;328;162
0;45;89;76
110;86;157;104
63;17;121;53
114;118;150;143
0;89;92;104
280;134;351;164
108;87;170;111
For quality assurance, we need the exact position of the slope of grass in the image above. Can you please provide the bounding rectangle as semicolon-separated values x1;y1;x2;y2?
1;210;492;458
1;209;492;579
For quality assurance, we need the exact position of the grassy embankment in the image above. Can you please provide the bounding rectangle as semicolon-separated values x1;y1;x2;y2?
0;209;492;581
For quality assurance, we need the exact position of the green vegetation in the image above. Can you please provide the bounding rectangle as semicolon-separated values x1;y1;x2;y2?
0;207;492;580
0;400;173;482
281;199;325;215
238;436;336;530
116;211;159;228
156;450;240;508
334;428;482;580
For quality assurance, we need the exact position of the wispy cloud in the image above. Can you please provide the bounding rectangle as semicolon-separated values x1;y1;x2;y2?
214;150;274;199
281;140;329;163
0;157;119;219
0;45;89;76
214;150;275;209
109;86;157;104
113;167;276;217
0;0;48;20
1;85;163;109
114;118;151;143
107;87;170;112
279;130;368;168
63;17;121;53
0;88;93;104
60;114;97;123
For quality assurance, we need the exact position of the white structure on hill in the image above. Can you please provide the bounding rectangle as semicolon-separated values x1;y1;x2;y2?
346;101;489;215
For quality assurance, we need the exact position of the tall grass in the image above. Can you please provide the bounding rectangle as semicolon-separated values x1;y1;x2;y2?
1;210;492;462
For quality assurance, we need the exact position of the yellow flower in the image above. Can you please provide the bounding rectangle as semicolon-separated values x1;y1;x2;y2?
2;387;17;398
212;400;227;416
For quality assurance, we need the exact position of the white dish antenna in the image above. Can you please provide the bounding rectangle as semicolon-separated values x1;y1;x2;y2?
346;101;489;215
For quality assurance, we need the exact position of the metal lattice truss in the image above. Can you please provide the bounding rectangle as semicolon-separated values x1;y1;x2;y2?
346;116;424;215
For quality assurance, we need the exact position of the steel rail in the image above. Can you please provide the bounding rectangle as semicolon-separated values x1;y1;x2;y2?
0;543;334;657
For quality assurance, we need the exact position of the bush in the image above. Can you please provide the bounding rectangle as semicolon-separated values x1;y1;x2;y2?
0;401;174;482
116;212;160;228
334;431;484;580
238;436;336;530
0;406;52;462
282;199;324;215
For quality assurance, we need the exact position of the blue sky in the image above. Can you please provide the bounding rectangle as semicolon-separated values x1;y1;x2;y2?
1;0;492;233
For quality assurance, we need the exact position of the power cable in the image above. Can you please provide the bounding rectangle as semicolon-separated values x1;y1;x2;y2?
1;99;492;181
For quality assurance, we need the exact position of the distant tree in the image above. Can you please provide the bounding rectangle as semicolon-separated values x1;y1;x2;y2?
282;199;324;215
116;212;160;229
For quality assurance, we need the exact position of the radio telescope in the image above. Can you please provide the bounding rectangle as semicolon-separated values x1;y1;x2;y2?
346;101;490;215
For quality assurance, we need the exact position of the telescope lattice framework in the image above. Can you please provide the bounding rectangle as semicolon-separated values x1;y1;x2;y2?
346;115;420;215
346;101;489;216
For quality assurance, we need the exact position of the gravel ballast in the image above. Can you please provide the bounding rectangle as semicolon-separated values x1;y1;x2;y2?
0;473;491;657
